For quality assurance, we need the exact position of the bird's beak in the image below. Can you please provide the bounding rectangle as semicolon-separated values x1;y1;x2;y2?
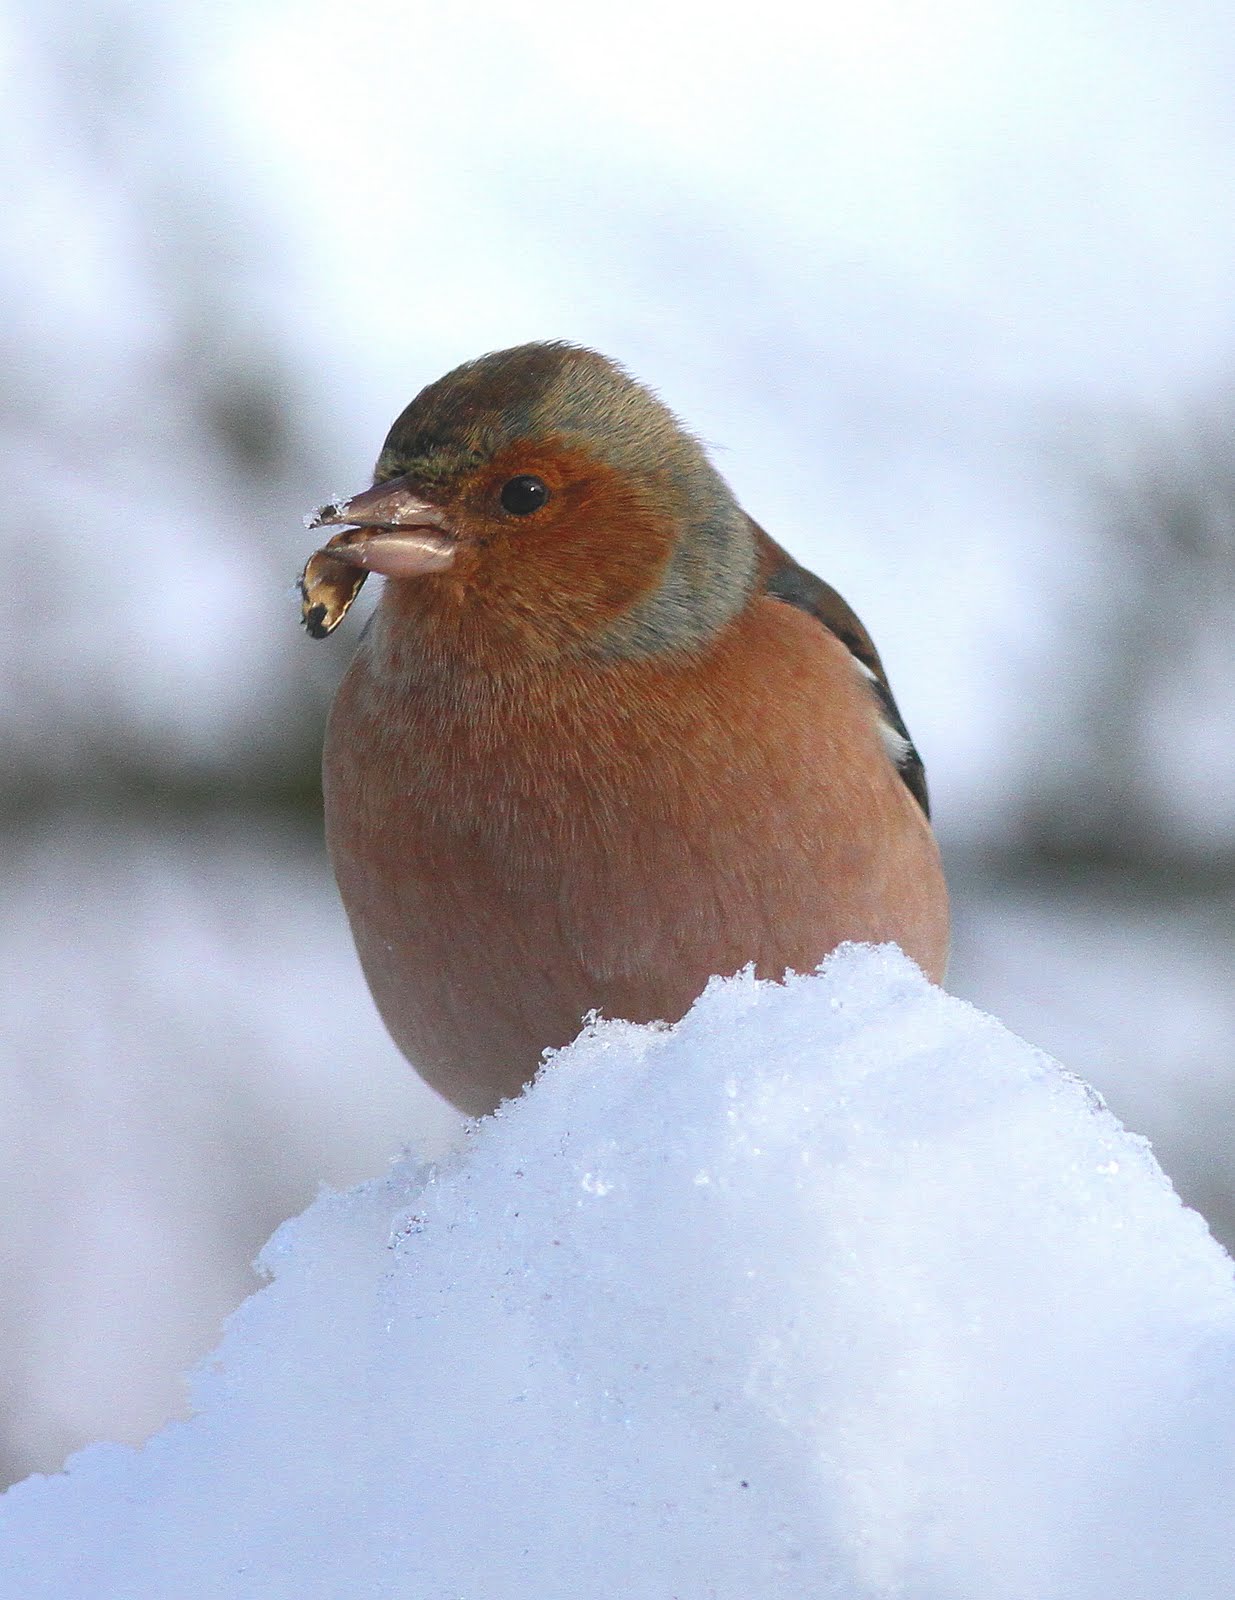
307;478;459;578
300;477;458;639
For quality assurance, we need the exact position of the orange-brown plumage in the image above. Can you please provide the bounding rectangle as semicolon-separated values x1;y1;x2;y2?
305;342;948;1116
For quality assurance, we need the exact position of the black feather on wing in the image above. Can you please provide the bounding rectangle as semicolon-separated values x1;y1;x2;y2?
754;524;930;818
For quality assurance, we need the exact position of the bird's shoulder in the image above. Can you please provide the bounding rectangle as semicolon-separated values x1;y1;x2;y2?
751;521;930;817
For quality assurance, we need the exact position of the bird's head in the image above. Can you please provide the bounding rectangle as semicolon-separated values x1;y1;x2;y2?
300;342;757;664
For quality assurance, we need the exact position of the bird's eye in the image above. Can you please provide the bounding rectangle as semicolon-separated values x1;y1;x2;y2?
499;475;550;515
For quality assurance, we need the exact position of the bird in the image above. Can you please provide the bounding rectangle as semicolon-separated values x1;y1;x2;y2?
300;342;949;1116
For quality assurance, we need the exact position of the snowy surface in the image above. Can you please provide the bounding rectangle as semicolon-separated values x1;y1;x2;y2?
4;825;1232;1487
5;946;1233;1600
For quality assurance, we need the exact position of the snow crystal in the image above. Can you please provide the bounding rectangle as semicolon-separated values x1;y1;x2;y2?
3;945;1233;1599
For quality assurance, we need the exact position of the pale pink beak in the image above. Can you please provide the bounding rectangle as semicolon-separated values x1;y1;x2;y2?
308;477;458;577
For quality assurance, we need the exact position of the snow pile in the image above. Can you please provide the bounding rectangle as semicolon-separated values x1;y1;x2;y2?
4;946;1234;1599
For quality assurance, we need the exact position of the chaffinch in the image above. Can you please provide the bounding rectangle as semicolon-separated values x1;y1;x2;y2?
301;342;948;1115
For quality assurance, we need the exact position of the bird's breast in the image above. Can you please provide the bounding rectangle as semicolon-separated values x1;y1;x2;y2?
323;598;948;1110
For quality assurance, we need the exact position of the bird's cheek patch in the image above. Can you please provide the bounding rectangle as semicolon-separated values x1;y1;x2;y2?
299;546;368;639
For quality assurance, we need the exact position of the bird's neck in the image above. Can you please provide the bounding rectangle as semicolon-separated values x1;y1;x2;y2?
591;503;760;659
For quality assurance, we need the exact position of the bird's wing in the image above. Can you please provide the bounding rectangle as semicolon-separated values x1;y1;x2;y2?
754;522;931;818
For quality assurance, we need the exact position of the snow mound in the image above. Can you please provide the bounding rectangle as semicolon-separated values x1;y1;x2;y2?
4;945;1234;1599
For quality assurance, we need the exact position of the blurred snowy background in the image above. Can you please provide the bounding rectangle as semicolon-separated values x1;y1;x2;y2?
3;0;1234;1487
